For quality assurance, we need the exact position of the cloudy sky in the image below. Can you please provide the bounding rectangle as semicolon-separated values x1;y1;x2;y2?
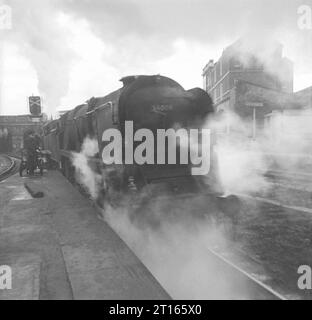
0;0;311;116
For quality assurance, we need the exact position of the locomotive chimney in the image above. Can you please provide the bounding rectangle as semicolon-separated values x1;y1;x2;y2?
120;75;139;87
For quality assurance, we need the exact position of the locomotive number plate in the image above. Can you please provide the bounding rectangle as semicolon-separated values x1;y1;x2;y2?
151;104;173;115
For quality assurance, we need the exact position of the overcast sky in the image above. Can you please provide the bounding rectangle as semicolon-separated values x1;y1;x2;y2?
0;0;311;116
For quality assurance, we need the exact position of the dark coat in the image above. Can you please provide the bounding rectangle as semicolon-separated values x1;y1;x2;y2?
24;136;37;155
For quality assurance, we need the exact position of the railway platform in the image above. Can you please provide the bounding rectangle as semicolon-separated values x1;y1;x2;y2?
0;170;170;300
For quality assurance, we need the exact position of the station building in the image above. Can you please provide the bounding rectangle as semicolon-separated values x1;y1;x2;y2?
202;39;300;138
295;86;312;109
0;115;46;156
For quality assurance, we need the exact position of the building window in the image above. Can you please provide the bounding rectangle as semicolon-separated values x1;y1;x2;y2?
207;74;211;88
231;57;242;69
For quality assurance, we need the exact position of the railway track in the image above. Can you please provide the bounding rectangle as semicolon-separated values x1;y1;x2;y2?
236;193;312;214
233;168;312;214
228;189;311;300
265;169;312;185
0;154;19;182
205;247;286;300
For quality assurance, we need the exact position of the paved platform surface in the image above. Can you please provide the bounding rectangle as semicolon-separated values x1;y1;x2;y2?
0;171;170;300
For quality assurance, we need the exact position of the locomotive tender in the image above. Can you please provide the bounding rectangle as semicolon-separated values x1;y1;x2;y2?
43;75;225;207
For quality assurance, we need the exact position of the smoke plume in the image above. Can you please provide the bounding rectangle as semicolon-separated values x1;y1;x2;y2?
69;94;312;299
102;196;247;299
70;134;251;299
71;137;102;200
208;106;312;197
206;112;270;195
2;0;310;115
5;0;76;115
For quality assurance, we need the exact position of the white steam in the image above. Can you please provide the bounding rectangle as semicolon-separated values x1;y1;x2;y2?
68;102;312;299
3;0;310;116
70;134;248;299
207;112;270;195
5;0;76;115
261;109;312;171
71;137;102;200
230;36;293;87
208;107;312;196
103;199;247;299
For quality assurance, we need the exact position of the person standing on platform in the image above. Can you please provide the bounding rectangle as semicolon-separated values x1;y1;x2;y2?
24;131;37;175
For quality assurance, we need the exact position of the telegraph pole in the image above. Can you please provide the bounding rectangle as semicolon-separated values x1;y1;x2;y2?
245;102;264;140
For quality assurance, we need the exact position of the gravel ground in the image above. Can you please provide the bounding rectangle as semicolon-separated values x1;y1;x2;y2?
236;196;312;299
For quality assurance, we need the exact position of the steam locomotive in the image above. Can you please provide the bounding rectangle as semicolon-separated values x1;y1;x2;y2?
43;75;234;215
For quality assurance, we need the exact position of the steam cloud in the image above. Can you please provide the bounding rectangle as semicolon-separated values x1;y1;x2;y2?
70;132;250;299
70;104;312;298
2;0;311;115
4;0;76;115
207;112;270;195
209;108;312;196
103;203;246;299
71;137;102;200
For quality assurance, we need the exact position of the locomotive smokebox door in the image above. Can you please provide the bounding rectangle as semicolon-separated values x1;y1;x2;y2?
29;96;42;116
